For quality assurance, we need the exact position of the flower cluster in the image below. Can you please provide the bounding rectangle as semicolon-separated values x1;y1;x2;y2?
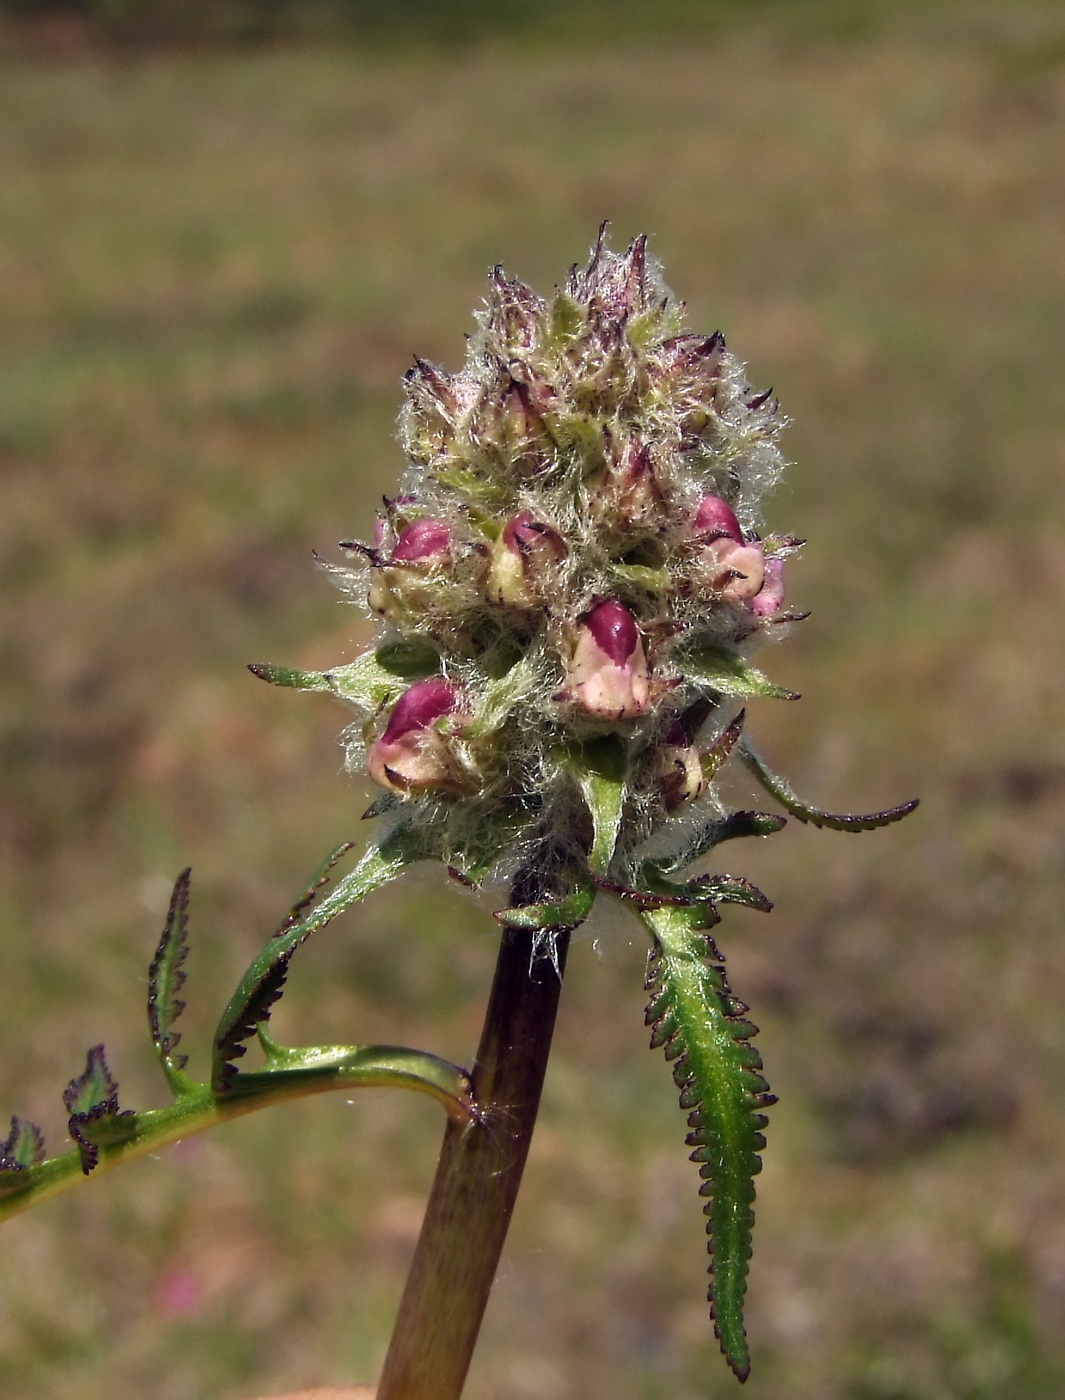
326;229;802;877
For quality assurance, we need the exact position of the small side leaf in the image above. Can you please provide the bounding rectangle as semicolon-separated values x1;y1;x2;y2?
494;877;596;930
0;1117;45;1174
250;644;440;714
63;1046;133;1175
247;663;332;692
212;826;429;1090
661;810;787;876
567;734;628;876
680;643;798;702
738;738;919;831
148;868;191;1087
642;905;776;1383
273;843;355;937
373;637;441;680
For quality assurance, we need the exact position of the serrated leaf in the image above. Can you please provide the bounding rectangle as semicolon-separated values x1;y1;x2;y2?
566;734;628;876
0;1117;45;1173
494;877;596;930
640;864;774;915
148;868;191;1086
64;1046;132;1175
212;826;430;1090
64;1045;120;1120
642;904;775;1382
680;643;799;702
273;843;355;937
738;738;919;831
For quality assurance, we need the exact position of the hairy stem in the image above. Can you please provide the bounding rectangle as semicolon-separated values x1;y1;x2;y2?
376;910;571;1400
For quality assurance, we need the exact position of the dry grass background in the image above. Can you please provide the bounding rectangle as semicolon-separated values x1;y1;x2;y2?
0;3;1064;1397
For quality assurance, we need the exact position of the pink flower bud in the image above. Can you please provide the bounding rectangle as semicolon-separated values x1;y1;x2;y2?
367;518;454;619
655;719;705;812
391;519;453;564
486;512;567;607
693;495;743;542
367;679;468;795
747;556;786;617
562;600;650;720
691;496;765;602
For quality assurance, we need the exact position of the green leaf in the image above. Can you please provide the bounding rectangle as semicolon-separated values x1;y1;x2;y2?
610;563;672;591
212;827;429;1090
642;905;775;1383
640;864;773;915
0;1117;44;1174
464;645;541;738
738;738;919;831
660;809;787;876
249;643;441;713
372;637;442;680
679;643;799;701
566;734;628;876
148;868;192;1089
493;876;596;930
273;843;355;936
247;662;332;691
240;1032;475;1122
434;466;510;509
63;1046;133;1174
63;1045;120;1120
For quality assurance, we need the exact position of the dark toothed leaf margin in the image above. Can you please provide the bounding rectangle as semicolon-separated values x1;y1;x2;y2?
641;904;775;1383
738;737;919;831
63;1046;135;1175
148;868;192;1090
0;1117;45;1174
212;825;429;1090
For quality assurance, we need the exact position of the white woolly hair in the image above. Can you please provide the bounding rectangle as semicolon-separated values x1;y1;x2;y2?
330;229;794;881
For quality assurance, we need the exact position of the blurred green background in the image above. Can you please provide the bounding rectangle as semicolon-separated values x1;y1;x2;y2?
1;2;1064;1397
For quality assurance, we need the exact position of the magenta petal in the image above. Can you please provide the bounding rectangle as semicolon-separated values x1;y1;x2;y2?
381;679;461;743
693;496;742;543
585;600;639;665
748;557;786;617
392;519;453;563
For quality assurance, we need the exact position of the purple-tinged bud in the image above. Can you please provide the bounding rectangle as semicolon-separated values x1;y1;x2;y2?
486;511;567;607
690;496;765;602
693;495;743;543
748;556;786;617
486;268;547;355
561;600;650;720
392;519;453;564
367;679;469;795
592;437;663;528
367;518;455;620
654;719;705;812
404;357;463;419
